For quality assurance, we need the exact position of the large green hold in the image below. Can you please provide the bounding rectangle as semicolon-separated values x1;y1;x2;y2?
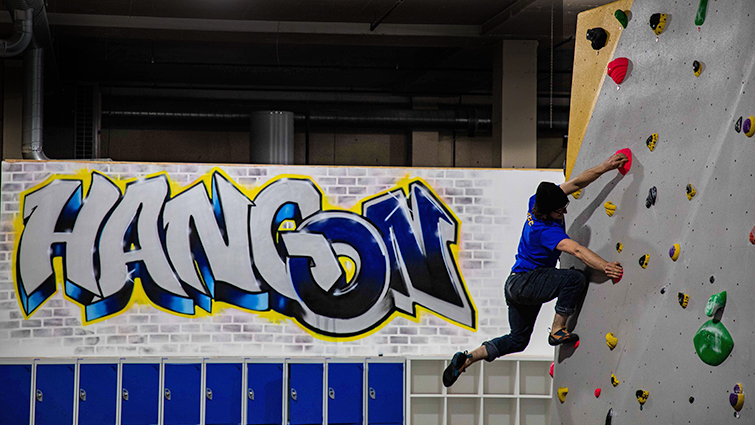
693;320;733;366
614;10;628;28
695;0;708;26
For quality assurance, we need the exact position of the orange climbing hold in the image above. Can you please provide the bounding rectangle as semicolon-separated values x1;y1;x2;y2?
607;58;629;84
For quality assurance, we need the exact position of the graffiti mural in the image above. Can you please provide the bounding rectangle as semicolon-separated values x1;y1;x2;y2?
12;169;475;339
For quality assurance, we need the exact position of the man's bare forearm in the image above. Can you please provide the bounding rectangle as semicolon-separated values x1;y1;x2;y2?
570;164;609;190
573;245;608;271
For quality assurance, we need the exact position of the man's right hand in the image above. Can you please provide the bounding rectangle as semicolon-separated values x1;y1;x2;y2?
604;261;623;279
602;153;628;172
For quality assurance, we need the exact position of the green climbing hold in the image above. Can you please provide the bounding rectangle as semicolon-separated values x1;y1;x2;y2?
615;10;628;28
695;0;708;26
693;319;734;366
705;291;727;317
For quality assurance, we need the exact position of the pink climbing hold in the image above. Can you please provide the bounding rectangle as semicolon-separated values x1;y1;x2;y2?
550;362;554;378
607;57;629;84
615;148;632;175
595;388;602;398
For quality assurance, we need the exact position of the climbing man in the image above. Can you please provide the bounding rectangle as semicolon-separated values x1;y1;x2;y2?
443;153;627;387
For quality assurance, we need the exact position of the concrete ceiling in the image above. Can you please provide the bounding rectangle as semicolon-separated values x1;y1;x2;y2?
2;0;616;113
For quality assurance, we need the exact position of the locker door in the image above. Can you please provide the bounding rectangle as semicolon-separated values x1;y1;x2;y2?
367;363;403;425
205;363;243;425
0;364;32;425
34;364;75;425
78;363;118;425
164;363;202;425
246;363;283;425
121;363;160;425
327;363;363;425
288;363;323;425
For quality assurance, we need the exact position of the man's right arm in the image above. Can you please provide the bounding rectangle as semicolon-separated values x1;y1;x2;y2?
556;238;623;279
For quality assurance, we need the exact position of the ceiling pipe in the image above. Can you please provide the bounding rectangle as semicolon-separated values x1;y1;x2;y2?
0;8;32;57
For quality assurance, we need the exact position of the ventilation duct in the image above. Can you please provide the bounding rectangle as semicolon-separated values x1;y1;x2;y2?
0;8;32;57
249;111;294;165
5;0;56;160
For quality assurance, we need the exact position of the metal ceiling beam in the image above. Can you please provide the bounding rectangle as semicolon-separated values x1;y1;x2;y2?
29;13;481;38
481;0;539;35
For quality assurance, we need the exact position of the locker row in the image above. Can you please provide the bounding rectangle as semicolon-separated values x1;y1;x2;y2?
0;357;405;425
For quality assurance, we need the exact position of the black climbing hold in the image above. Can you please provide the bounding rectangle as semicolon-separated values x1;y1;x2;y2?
710;276;715;283
649;13;667;35
693;60;702;77
736;117;743;133
605;408;613;425
660;286;666;294
690;396;695;403
587;28;608;50
646;186;657;208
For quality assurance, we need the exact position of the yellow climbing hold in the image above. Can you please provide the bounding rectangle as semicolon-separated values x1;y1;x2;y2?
572;189;582;199
611;374;620;387
686;184;697;201
639;254;650;269
678;292;689;309
605;201;617;217
669;243;681;261
636;389;649;410
616;242;623;253
646;133;658;151
558;387;569;403
606;332;618;350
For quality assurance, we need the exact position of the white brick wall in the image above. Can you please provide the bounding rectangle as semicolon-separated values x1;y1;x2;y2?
0;161;562;358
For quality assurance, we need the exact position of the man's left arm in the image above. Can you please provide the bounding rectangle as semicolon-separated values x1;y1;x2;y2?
560;153;628;196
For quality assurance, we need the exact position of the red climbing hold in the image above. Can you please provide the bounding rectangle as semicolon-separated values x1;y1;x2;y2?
550;362;554;378
595;388;602;398
574;340;580;349
607;57;629;84
612;271;623;284
749;225;755;245
615;148;632;175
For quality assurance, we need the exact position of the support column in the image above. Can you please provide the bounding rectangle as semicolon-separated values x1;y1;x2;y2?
492;40;538;168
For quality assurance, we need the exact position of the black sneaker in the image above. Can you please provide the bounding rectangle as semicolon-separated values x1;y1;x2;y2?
442;351;469;387
548;329;579;346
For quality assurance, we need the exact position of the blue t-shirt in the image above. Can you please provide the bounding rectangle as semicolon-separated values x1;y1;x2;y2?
511;194;570;273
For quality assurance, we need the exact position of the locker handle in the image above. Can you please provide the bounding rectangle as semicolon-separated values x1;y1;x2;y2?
328;388;335;400
164;388;171;401
248;389;254;401
122;389;129;401
369;387;376;400
206;388;213;401
36;390;43;402
290;388;297;401
79;389;86;402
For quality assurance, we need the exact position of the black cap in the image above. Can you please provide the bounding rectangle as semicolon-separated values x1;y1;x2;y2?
535;182;569;214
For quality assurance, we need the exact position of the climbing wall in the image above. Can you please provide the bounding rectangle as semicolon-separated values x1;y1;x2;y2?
552;0;755;423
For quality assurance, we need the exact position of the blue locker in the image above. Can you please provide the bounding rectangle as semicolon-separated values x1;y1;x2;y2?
367;363;403;425
78;363;118;425
122;363;161;425
164;363;202;425
0;364;32;425
246;363;283;425
34;364;75;425
327;363;363;425
288;363;323;425
205;363;243;425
